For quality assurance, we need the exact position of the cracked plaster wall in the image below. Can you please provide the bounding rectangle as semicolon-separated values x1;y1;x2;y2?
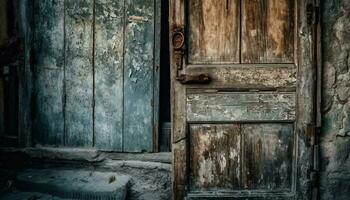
321;0;350;199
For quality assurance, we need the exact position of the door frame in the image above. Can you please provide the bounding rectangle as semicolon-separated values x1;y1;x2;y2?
170;0;321;199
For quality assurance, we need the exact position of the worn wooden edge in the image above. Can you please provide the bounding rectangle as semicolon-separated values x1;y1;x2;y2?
170;0;187;199
153;0;161;152
295;0;316;199
17;0;34;147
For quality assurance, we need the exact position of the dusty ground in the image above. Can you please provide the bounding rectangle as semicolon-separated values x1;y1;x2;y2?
0;150;172;200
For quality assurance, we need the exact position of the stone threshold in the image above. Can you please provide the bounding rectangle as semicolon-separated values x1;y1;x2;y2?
0;147;171;164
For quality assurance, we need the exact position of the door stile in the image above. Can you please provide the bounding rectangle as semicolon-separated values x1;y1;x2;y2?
170;0;187;199
295;0;317;199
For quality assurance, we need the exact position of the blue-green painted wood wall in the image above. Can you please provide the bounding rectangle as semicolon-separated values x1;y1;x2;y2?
31;0;160;152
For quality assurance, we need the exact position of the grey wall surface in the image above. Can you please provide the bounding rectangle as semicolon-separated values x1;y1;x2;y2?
321;0;350;199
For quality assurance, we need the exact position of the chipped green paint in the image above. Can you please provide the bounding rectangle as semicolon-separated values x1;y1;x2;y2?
94;0;124;150
123;0;155;152
65;0;94;147
31;0;160;151
187;92;296;122
32;0;65;145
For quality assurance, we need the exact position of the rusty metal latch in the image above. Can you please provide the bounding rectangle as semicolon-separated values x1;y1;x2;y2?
172;26;211;85
172;26;185;71
176;74;211;84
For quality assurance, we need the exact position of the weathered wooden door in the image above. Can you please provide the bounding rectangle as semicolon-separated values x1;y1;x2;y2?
171;0;317;199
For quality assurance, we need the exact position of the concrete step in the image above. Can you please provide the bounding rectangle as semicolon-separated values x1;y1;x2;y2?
1;191;67;200
15;169;130;200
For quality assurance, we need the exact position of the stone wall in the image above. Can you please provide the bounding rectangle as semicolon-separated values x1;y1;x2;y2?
321;0;350;199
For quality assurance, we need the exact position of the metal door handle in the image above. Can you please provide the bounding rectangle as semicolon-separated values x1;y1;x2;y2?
176;74;211;84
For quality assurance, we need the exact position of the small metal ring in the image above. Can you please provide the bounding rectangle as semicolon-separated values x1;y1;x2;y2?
172;32;185;50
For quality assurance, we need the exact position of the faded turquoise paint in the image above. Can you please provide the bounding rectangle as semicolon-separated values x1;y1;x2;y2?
123;0;155;152
31;0;160;151
64;0;94;147
32;0;65;145
94;0;124;150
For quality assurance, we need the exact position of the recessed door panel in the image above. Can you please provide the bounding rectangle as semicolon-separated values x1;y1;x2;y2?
190;124;241;191
188;0;240;64
189;123;294;192
242;0;295;63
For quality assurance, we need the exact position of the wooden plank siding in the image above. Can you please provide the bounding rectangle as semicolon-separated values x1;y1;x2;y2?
123;0;155;152
29;0;159;152
94;0;124;150
32;0;65;145
64;0;94;147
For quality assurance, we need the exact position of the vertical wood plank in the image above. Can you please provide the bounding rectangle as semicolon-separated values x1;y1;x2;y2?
242;0;295;63
153;0;161;152
32;0;65;145
94;0;124;150
295;0;315;199
241;124;294;190
170;0;187;199
188;0;240;64
18;0;34;147
65;0;94;147
123;0;155;152
190;124;241;191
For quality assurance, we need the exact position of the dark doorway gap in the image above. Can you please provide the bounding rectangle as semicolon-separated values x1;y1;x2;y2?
159;0;171;152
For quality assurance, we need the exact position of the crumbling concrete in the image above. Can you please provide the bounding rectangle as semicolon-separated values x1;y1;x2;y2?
321;0;350;199
16;169;130;200
0;149;171;200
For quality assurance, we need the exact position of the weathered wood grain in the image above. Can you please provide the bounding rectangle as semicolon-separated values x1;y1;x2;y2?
186;64;297;89
18;0;34;147
94;0;124;150
171;0;314;199
173;139;187;200
153;0;161;151
190;124;241;191
242;0;295;63
188;0;240;64
187;92;296;122
33;69;64;145
123;0;155;152
241;123;294;190
295;0;316;199
32;0;65;145
170;0;188;199
65;0;94;147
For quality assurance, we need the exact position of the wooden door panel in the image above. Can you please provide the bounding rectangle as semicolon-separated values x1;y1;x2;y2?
187;92;295;122
188;0;240;64
242;0;295;63
189;123;294;192
241;124;294;190
185;64;297;89
190;124;241;191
